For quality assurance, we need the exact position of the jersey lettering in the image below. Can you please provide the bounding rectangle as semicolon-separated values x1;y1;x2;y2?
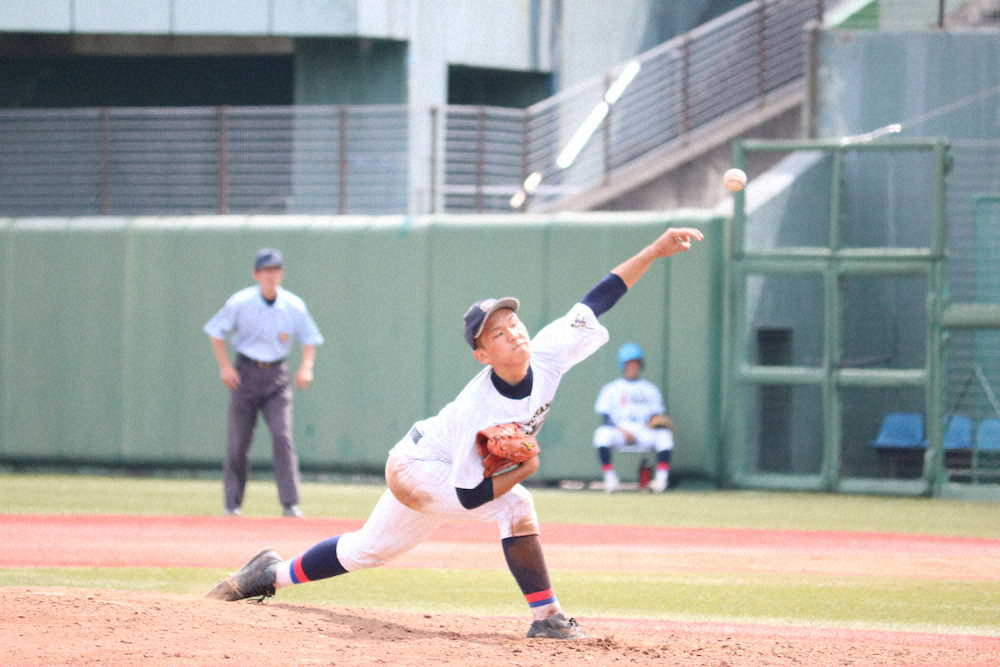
393;303;609;490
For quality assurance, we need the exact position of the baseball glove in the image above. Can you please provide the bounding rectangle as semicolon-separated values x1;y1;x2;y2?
475;422;540;478
647;414;674;430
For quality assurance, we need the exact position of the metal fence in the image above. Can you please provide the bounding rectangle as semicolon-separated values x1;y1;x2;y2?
942;140;1000;486
0;105;409;216
946;141;1000;305
442;0;840;213
441;106;527;213
723;136;1000;497
0;0;845;217
832;0;970;30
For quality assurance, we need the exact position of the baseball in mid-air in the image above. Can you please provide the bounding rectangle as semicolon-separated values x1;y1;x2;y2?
723;168;747;192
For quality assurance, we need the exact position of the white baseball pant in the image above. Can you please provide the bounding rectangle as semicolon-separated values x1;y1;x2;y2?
592;422;674;452
335;438;540;573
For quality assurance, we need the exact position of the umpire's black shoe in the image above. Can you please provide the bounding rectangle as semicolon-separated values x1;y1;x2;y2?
526;612;587;639
205;549;282;601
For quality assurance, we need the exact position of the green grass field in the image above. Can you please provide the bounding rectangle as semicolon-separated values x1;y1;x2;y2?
3;473;999;536
3;474;1000;635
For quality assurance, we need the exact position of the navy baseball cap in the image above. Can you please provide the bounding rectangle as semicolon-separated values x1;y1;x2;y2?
463;297;520;349
254;248;284;271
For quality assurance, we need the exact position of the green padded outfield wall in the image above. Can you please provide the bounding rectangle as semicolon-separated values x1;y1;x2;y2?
0;213;723;483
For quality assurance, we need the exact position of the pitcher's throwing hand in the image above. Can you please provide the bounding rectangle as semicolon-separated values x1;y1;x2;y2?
652;227;704;257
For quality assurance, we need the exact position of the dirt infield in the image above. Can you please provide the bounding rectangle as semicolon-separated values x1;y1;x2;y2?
3;514;1000;665
4;588;999;666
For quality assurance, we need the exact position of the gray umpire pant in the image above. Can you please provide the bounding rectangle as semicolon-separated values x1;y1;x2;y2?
224;355;300;511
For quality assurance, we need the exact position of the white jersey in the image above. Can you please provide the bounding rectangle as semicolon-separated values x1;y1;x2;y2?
594;377;666;427
393;302;609;489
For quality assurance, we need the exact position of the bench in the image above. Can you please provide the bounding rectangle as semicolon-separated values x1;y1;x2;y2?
870;413;975;478
948;418;1000;483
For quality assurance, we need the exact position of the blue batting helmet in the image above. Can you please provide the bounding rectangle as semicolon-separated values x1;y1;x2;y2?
617;342;644;371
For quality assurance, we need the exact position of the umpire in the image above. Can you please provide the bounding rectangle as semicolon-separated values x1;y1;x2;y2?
203;248;325;518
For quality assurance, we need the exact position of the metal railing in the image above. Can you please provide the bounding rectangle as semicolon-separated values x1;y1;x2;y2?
0;105;408;216
831;0;965;30
442;0;842;213
440;106;527;214
0;0;846;217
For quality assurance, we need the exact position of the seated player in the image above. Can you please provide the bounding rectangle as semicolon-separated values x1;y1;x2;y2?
206;226;703;639
592;343;674;493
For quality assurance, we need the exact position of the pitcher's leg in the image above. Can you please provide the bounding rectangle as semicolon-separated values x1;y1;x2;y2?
502;534;562;620
209;465;443;602
475;488;582;638
273;488;442;589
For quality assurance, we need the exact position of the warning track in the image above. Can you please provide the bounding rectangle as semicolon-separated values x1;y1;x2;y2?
2;513;999;582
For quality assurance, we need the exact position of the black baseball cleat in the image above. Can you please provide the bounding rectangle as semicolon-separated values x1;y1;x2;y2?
205;549;282;602
526;612;587;639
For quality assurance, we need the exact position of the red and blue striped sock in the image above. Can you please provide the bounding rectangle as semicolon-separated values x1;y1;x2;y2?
275;536;347;588
525;588;557;608
525;588;560;619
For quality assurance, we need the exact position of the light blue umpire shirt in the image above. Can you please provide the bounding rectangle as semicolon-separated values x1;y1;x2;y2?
203;286;325;363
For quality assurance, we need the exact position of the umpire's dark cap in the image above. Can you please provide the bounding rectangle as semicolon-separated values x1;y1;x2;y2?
463;297;520;349
254;248;284;271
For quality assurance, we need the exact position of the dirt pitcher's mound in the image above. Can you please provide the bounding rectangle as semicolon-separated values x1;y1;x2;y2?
3;587;999;666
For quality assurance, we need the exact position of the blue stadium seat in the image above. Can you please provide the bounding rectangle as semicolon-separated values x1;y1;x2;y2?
914;415;973;449
941;415;973;450
870;413;924;448
975;418;1000;451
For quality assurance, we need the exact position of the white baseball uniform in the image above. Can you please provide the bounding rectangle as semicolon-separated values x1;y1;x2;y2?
592;377;673;453
335;302;609;572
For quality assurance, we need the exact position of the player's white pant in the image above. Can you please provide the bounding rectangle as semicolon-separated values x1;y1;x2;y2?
592;422;673;452
335;439;539;573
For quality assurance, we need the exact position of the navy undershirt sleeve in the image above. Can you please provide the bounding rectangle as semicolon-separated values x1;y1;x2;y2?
456;477;494;509
600;413;614;426
581;273;628;318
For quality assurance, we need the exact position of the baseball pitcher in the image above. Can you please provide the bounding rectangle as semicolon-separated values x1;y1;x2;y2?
206;226;704;640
